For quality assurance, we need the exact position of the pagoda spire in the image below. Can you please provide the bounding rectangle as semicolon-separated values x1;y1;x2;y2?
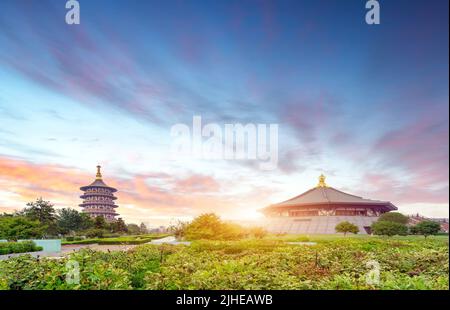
317;174;328;187
96;165;102;180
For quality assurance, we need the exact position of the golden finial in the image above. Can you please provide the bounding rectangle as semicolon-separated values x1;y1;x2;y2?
317;174;327;187
96;165;102;180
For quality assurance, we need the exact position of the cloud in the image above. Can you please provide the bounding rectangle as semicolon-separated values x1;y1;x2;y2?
0;156;257;224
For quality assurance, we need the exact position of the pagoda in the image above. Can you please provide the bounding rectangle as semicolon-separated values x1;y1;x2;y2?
79;165;119;222
260;174;397;234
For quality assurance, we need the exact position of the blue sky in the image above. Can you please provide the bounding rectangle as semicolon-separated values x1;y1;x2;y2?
0;0;448;225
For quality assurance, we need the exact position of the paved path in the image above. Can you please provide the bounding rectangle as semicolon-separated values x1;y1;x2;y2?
149;236;191;245
286;241;317;246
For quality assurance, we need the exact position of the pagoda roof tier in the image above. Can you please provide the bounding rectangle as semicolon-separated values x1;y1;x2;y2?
80;179;117;192
262;175;397;213
79;202;118;208
80;193;117;200
83;211;118;216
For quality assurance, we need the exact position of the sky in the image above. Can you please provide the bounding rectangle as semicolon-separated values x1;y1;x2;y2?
0;0;448;227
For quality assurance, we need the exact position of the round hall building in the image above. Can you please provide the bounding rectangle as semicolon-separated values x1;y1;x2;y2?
261;175;397;234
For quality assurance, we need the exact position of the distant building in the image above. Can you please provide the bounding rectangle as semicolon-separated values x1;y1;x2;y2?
149;226;168;233
260;174;397;234
79;165;119;222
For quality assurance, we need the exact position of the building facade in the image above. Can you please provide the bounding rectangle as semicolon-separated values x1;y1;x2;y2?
260;175;397;234
79;165;119;222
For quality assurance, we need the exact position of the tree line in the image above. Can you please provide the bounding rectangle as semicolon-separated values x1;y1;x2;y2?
335;212;442;237
0;198;149;240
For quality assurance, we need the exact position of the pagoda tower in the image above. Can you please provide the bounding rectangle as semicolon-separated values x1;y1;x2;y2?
79;165;119;222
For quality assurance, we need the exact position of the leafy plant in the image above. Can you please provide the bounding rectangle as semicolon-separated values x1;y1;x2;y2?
378;212;409;224
372;221;408;236
0;216;47;241
0;241;43;255
335;221;359;236
414;221;441;238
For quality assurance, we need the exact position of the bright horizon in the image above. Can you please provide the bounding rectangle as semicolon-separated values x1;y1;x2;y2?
0;0;448;226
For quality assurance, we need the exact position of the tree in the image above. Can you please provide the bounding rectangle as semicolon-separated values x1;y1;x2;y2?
139;222;148;234
183;213;245;241
56;208;85;234
127;223;141;235
0;216;47;240
371;221;408;236
414;221;441;238
378;212;409;224
169;220;189;239
22;198;57;236
409;225;419;235
249;227;268;239
111;218;128;233
335;221;359;236
94;216;107;229
22;198;56;224
79;213;94;230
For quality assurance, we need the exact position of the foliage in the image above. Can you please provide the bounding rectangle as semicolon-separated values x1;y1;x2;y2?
111;218;128;233
409;225;420;235
84;228;106;238
22;198;56;224
20;198;58;236
372;221;408;236
94;216;107;229
182;213;246;241
335;221;359;235
248;227;268;239
414;221;441;238
127;224;141;235
378;212;409;224
169;221;189;239
56;208;93;234
139;223;148;234
0;216;47;241
0;241;43;255
0;237;448;290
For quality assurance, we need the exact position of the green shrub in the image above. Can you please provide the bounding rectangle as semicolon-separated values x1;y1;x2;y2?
335;221;359;235
183;213;246;241
85;228;106;238
0;238;448;290
248;227;268;239
414;221;441;238
0;241;43;255
0;216;47;240
372;221;408;236
378;212;409;224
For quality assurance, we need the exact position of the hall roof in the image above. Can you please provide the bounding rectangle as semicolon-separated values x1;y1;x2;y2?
265;174;397;211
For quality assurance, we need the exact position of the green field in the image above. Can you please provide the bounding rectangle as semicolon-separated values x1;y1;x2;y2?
0;235;448;290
